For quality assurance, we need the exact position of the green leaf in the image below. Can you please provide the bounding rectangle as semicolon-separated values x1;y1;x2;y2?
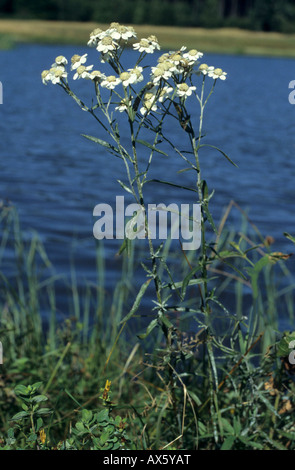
221;436;235;450
31;395;48;403
284;232;295;244
202;201;217;233
136;139;168;156
31;381;43;391
220;418;234;434
180;266;201;298
10;411;30;421
75;421;86;433
100;430;111;445
120;278;152;324
117;180;133;195
120;238;132;257
82;409;93;423
246;256;272;299
36;408;52;416
188;390;202;406
238;436;264;450
96;409;109;423
277;332;295;357
199;144;238;167
146;179;198;193
14;385;30;396
137;318;158;340
256;392;280;418
81;134;120;154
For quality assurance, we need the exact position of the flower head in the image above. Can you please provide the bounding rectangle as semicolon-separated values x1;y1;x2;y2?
43;65;67;85
41;70;51;85
100;75;121;90
176;83;196;98
39;428;46;445
71;54;88;70
115;97;132;113
158;86;174;103
140;99;158;116
102;380;112;400
97;36;118;54
108;23;136;41
183;49;203;65
151;64;172;84
128;66;144;84
120;71;137;87
73;64;93;80
198;64;214;76
87;28;105;47
54;55;68;66
208;67;227;80
133;37;160;54
89;70;106;82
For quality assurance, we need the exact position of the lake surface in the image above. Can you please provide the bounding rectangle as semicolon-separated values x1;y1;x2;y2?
1;43;295;330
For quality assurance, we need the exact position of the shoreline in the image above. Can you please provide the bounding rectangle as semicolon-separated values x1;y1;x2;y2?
1;19;295;57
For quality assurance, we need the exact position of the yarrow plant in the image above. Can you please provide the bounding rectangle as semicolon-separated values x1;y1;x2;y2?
40;19;230;364
41;22;238;441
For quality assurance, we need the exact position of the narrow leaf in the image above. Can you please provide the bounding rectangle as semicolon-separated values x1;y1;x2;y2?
137;318;158;339
120;279;152;324
200;144;238;167
136;139;168;156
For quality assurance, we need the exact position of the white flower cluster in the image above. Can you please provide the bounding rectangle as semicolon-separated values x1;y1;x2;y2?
41;55;68;85
88;22;137;62
41;22;227;117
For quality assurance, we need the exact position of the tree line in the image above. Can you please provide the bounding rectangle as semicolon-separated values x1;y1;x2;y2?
1;0;295;33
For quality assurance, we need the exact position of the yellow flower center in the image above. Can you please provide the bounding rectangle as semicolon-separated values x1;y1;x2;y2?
153;68;165;77
170;53;181;62
71;54;80;64
55;55;65;63
102;36;113;45
41;70;49;79
92;28;103;36
120;72;130;81
179;83;189;92
148;35;158;43
77;65;86;75
54;69;64;77
107;75;117;82
140;39;150;47
91;70;103;80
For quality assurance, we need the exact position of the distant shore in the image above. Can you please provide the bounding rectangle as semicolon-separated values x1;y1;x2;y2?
1;19;295;57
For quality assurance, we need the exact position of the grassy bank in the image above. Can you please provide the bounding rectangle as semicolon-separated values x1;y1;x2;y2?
1;19;295;56
1;201;295;450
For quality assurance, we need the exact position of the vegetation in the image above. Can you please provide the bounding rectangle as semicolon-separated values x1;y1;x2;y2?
2;0;295;33
1;202;295;450
2;20;295;57
1;22;295;451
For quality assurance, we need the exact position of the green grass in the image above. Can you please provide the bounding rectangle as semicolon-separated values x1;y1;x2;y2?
1;19;295;56
1;201;295;450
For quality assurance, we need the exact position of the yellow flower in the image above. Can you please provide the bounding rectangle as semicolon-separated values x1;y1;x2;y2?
102;379;111;400
39;428;46;444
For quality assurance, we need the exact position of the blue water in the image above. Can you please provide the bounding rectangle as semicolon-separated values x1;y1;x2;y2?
1;43;295;329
